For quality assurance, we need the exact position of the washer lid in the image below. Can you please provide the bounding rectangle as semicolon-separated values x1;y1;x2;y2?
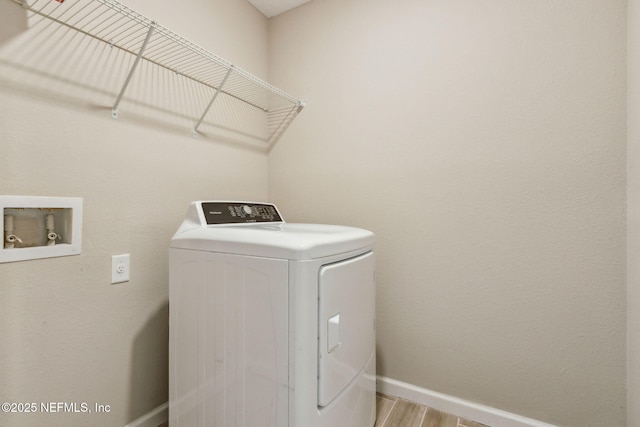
170;202;374;260
171;223;374;259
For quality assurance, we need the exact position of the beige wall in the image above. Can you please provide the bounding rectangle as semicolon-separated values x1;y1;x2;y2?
0;0;269;426
268;0;627;426
1;0;630;426
629;0;640;425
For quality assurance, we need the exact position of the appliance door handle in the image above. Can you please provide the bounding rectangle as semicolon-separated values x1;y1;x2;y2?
328;313;341;353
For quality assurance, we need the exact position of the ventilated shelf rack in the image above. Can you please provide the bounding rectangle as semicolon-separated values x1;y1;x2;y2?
9;0;305;148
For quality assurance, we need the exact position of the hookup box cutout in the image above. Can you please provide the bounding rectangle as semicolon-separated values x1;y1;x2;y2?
1;196;83;263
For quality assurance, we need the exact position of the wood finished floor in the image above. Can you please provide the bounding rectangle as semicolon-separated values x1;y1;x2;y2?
375;393;490;427
159;393;491;427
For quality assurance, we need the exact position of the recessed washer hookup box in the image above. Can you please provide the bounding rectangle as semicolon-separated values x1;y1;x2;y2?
1;196;83;263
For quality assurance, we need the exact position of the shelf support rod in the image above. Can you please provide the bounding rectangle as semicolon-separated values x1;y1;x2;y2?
112;23;156;119
193;66;234;138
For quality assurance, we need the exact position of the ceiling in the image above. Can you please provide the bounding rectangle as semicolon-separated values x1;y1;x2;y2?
247;0;312;18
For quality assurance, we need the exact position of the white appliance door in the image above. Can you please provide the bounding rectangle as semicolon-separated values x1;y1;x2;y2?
317;251;375;407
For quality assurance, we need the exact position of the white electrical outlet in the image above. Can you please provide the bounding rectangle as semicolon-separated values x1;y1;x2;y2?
111;254;130;284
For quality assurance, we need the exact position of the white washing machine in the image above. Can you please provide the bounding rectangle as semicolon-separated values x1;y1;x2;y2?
169;201;376;427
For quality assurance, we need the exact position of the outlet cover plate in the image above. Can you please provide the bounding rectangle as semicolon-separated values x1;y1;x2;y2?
111;254;130;284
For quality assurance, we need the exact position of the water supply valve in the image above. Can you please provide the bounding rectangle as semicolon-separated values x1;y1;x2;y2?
5;234;22;246
47;232;61;246
46;214;60;246
3;214;21;249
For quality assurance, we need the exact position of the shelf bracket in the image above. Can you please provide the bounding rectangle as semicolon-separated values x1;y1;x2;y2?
193;66;234;138
112;23;156;119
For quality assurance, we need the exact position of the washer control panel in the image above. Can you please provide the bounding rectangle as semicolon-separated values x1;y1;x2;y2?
201;202;283;225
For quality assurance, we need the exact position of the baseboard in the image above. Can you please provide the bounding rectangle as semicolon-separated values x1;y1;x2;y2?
124;379;556;427
124;402;168;427
376;376;557;427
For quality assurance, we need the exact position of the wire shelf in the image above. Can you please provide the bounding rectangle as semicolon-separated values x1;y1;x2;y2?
10;0;304;148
